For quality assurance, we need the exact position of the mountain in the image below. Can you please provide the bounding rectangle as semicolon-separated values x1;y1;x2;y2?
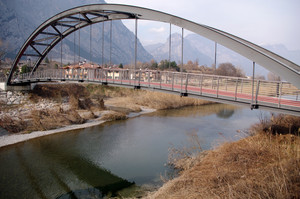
181;34;269;76
262;44;300;66
186;34;300;76
145;33;213;65
0;0;153;65
147;33;300;76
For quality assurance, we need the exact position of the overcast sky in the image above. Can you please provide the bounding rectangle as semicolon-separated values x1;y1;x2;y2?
106;0;300;50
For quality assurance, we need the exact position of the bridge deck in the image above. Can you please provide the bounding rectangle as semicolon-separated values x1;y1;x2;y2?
8;68;300;116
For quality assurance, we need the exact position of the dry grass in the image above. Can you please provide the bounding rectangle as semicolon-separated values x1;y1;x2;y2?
30;83;89;101
1;83;212;133
28;108;85;132
131;91;213;110
86;83;213;110
100;111;127;121
85;83;139;98
148;133;300;199
251;113;300;136
0;115;27;133
147;115;300;199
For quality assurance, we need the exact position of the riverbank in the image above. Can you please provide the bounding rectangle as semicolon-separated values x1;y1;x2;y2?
0;106;156;148
145;114;300;199
0;82;211;148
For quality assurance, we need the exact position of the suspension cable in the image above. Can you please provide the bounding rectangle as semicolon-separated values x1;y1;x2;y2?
78;13;81;64
102;22;104;67
169;23;172;70
74;31;76;64
90;24;92;64
110;20;112;66
60;25;63;68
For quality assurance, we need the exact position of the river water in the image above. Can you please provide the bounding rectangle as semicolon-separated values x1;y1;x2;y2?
0;104;267;198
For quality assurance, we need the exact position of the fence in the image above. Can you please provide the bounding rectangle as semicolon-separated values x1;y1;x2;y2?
9;68;300;114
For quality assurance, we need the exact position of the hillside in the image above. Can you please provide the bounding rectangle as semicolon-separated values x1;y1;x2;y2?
145;33;213;65
146;33;300;76
0;0;153;64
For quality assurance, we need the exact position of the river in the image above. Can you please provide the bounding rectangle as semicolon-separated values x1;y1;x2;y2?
0;104;267;198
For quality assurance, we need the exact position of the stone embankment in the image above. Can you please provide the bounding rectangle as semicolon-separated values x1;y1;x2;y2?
0;90;59;119
0;90;28;105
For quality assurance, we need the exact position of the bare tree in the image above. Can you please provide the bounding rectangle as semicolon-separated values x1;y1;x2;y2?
255;74;266;80
267;72;281;81
216;62;245;77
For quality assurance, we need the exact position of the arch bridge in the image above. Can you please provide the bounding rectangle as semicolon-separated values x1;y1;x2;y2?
4;4;300;116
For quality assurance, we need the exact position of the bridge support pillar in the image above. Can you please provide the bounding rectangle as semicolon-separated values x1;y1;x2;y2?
250;104;259;110
134;85;141;90
0;82;33;91
180;93;188;97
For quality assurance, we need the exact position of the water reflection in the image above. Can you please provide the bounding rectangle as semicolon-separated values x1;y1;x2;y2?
0;139;134;198
150;104;239;118
0;104;266;198
216;109;235;119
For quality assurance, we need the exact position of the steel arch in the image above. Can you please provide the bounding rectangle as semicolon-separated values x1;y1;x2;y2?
7;4;300;89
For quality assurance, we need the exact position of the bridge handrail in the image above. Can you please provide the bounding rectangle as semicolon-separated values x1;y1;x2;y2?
6;68;300;116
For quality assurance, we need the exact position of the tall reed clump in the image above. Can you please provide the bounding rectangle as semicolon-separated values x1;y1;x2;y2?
134;91;213;110
148;115;300;199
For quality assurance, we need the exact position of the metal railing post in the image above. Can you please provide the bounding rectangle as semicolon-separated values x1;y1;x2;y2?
255;80;260;104
129;70;131;85
139;70;141;86
200;75;203;95
148;71;150;87
120;70;123;84
234;78;239;101
180;73;183;92
113;70;115;83
217;76;220;97
160;72;162;89
93;69;95;81
172;72;174;91
251;62;256;105
240;79;243;93
185;73;188;93
105;69;108;83
278;82;283;108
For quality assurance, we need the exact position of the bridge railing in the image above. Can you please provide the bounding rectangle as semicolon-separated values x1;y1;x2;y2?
11;68;300;113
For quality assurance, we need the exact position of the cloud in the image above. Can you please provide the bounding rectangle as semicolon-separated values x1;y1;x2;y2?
150;27;165;33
